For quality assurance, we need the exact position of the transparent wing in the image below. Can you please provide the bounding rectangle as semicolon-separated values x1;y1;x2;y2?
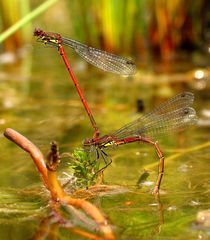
62;37;136;76
112;92;197;139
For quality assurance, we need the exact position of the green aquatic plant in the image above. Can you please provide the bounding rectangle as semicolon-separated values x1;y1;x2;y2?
71;148;101;189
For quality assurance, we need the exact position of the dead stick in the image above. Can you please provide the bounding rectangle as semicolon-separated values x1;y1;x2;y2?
4;128;115;239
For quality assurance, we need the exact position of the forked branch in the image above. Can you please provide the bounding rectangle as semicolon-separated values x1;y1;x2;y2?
4;128;115;240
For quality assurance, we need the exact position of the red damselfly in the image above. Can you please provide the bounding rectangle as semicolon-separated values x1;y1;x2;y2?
83;92;197;194
34;28;136;138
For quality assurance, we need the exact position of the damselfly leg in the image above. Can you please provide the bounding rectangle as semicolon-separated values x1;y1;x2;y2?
83;92;197;194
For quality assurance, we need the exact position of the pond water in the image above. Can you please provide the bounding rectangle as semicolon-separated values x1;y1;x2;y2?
0;44;210;239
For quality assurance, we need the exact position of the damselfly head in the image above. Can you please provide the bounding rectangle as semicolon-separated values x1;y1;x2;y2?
83;138;94;146
34;28;44;37
34;28;62;45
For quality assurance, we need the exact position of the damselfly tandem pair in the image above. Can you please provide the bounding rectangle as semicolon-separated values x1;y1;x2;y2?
34;29;197;194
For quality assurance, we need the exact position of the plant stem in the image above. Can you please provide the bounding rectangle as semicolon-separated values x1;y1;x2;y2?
4;128;49;189
0;0;58;43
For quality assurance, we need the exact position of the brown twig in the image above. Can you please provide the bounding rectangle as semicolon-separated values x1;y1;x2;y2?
4;128;49;189
70;227;103;240
4;128;115;240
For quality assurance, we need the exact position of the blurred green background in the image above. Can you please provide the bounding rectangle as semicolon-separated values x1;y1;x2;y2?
0;0;209;58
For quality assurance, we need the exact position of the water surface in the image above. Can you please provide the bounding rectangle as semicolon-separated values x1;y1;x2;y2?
0;45;210;239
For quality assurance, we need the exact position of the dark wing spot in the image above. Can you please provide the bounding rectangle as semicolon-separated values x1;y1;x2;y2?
184;108;189;114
